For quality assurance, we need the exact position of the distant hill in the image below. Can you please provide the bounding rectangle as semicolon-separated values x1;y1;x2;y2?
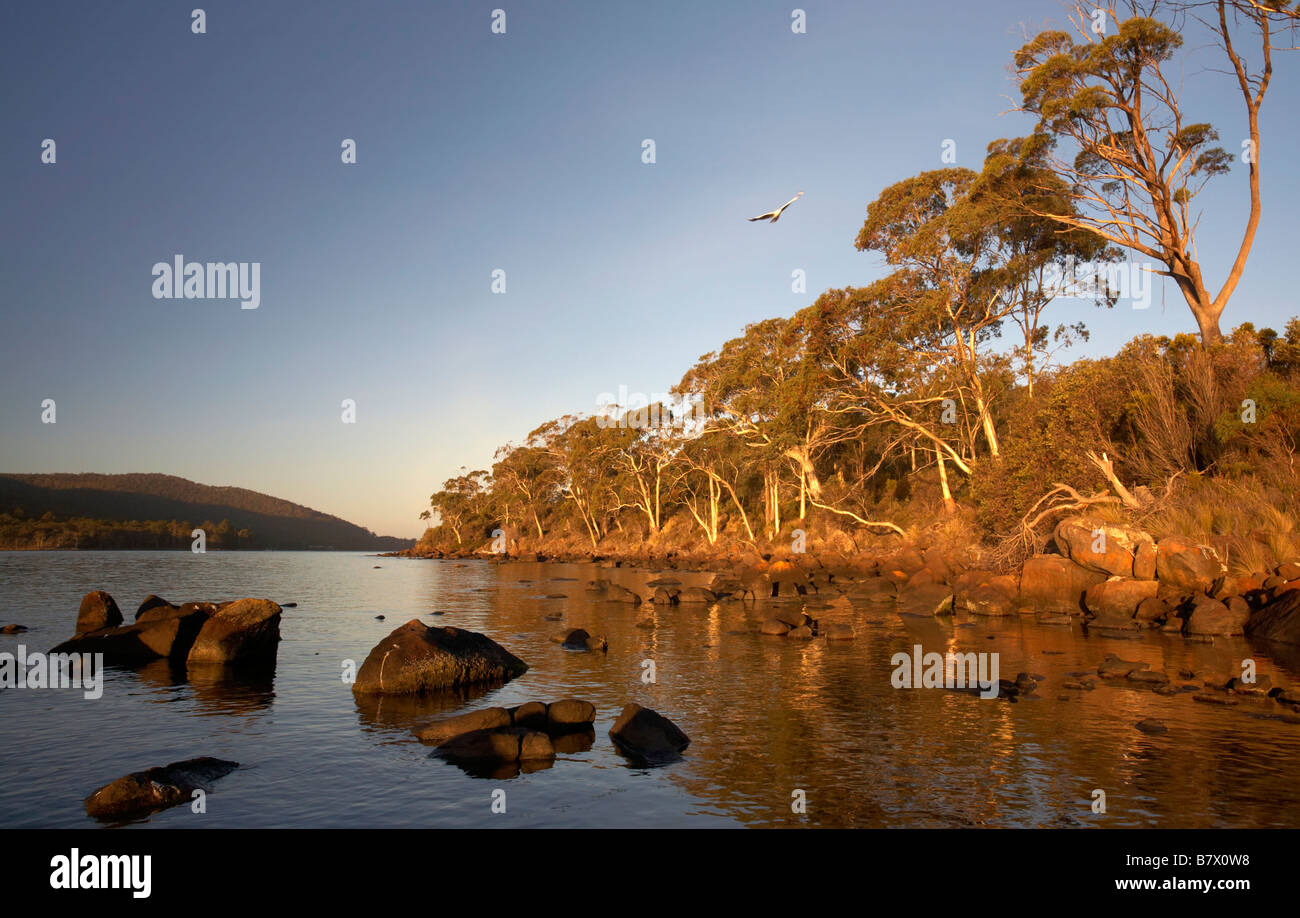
0;473;414;551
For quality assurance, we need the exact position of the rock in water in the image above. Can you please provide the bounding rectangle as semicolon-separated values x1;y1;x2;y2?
84;757;239;820
135;594;175;621
352;619;528;695
51;608;209;663
186;598;282;665
1247;591;1300;645
76;591;122;634
896;583;954;617
609;703;690;763
511;701;549;730
434;727;555;765
547;698;597;731
415;707;514;744
1018;556;1107;614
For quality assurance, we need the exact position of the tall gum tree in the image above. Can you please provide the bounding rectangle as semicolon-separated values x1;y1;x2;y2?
1013;1;1286;344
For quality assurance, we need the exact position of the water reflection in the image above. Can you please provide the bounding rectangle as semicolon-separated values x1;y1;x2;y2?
5;551;1300;828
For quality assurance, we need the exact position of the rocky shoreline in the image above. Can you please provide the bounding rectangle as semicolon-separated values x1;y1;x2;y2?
390;514;1300;649
18;512;1300;823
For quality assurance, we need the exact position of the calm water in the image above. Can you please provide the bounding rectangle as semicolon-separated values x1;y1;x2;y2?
1;550;1299;828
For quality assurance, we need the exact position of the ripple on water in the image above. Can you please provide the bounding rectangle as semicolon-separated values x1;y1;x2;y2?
2;551;1300;827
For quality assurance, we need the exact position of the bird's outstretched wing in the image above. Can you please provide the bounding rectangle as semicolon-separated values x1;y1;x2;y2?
748;193;802;223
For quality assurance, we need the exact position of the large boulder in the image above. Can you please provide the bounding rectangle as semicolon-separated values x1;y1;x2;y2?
677;587;718;604
52;606;209;663
1185;595;1249;636
1085;578;1160;622
352;620;528;695
76;591;122;634
966;579;1019;617
1019;556;1107;615
896;583;954;617
1246;590;1300;645
1055;518;1155;578
952;571;1015;611
609;703;690;763
1155;537;1226;595
186;599;282;666
84;757;238;820
845;577;897;605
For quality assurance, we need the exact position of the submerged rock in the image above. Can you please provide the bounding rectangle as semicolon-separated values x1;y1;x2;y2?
434;728;555;765
352;620;528;695
84;757;239;820
416;698;597;746
551;628;606;652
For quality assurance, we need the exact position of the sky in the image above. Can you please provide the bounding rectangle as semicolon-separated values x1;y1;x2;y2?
2;1;1297;539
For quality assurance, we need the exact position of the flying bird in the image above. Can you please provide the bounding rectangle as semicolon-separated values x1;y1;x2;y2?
748;191;803;223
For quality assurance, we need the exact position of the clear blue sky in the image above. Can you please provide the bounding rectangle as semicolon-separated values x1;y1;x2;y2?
2;1;1297;538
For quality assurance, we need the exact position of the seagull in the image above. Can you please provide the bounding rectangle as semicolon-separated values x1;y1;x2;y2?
748;191;803;223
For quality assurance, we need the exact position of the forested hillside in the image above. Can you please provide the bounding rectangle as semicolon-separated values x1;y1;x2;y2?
0;473;413;551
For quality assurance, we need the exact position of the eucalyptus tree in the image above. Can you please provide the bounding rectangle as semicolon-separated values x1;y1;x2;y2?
972;137;1119;396
530;414;618;549
850;167;1015;463
675;315;844;537
604;405;678;535
492;441;562;541
428;469;492;546
1013;1;1285;343
670;428;757;544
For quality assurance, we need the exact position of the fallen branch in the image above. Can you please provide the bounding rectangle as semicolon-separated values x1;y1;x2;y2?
807;498;905;536
1086;451;1143;509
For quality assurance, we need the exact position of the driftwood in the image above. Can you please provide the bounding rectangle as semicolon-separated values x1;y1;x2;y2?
1086;451;1144;509
991;483;1122;569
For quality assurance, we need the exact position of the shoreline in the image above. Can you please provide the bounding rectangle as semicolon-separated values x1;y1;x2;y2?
387;517;1300;654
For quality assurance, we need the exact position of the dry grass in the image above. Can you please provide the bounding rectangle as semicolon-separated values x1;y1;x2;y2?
1136;475;1300;575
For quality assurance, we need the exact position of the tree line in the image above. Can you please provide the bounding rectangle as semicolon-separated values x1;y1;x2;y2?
421;2;1300;568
